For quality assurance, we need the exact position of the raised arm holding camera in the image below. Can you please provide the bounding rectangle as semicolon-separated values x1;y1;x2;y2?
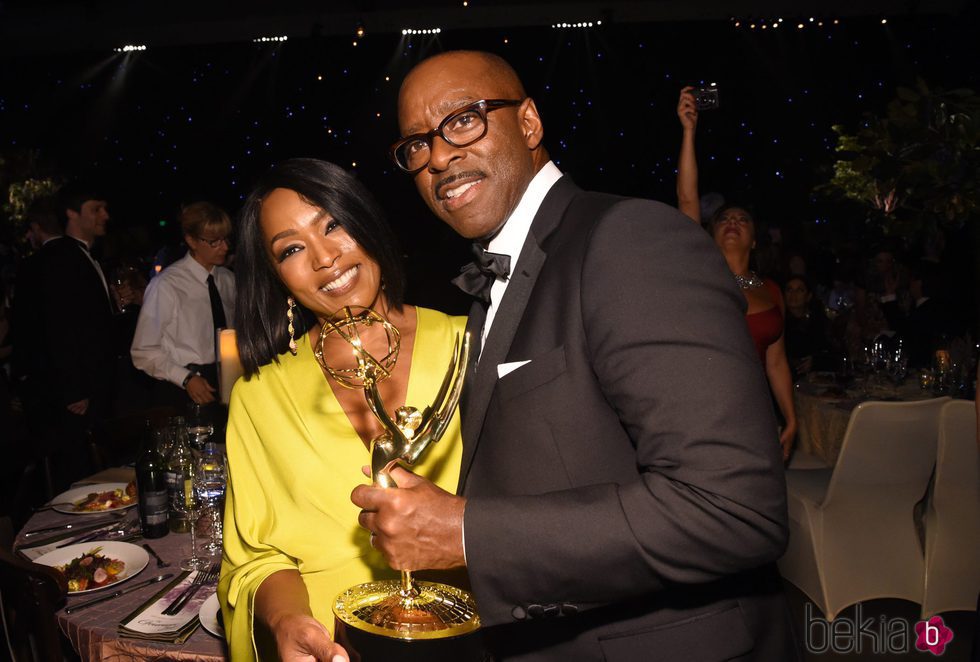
676;86;701;223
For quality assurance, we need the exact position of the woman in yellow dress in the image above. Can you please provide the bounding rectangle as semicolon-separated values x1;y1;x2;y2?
218;158;464;661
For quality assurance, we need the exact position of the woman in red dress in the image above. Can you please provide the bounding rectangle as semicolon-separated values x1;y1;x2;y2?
675;88;796;460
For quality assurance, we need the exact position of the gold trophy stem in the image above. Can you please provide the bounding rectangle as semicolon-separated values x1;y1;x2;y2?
400;570;414;598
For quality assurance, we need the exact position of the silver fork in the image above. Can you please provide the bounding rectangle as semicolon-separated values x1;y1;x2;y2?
163;562;220;615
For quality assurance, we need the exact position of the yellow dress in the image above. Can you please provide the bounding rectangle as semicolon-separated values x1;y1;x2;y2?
218;307;465;661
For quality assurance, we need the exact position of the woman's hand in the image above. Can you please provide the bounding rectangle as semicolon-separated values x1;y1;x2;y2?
677;86;699;132
270;613;349;662
779;420;797;462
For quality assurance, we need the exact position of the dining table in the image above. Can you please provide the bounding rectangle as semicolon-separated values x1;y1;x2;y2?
793;372;943;466
14;467;229;662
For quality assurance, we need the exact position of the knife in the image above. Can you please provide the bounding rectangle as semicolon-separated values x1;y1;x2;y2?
23;514;125;538
65;573;175;614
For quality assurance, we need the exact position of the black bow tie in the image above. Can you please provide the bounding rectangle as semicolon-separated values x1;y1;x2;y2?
451;243;511;304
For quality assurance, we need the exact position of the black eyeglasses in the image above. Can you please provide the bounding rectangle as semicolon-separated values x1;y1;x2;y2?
389;98;525;174
196;235;230;248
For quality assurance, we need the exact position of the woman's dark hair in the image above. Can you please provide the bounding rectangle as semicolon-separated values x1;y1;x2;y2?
235;158;406;377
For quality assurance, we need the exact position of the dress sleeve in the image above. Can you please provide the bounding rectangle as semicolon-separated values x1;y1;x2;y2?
218;386;299;662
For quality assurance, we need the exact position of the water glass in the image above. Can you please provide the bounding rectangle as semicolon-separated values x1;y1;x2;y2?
194;450;227;557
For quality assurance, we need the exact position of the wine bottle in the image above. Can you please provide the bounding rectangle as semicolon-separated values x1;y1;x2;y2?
136;420;169;539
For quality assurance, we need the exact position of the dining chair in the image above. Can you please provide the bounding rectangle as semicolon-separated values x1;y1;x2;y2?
921;399;980;618
0;530;72;661
778;397;950;620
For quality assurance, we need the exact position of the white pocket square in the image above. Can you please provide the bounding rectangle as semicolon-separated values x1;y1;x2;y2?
497;360;531;379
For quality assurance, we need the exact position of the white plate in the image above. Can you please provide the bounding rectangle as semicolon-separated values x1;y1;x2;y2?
52;483;137;515
34;541;149;594
199;593;224;638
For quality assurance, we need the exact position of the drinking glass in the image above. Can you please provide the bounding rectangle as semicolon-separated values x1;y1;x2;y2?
111;265;138;314
186;403;214;453
194;450;227;557
173;464;207;571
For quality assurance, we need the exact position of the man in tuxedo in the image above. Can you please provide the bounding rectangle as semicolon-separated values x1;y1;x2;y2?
10;197;64;497
37;182;117;489
353;51;797;661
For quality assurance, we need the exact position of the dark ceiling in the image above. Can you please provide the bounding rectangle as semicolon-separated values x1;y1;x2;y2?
0;0;972;56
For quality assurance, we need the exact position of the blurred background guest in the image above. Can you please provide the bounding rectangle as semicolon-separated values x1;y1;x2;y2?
783;275;832;380
896;261;962;370
33;181;116;490
131;201;235;410
675;91;797;461
708;205;797;460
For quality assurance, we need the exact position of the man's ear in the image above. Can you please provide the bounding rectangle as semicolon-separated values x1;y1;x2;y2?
520;98;544;150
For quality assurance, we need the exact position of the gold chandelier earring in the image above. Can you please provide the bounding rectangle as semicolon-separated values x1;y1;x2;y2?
286;296;298;355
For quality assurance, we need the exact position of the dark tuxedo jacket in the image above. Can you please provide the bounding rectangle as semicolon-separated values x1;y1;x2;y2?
36;236;116;412
11;239;59;386
459;177;797;661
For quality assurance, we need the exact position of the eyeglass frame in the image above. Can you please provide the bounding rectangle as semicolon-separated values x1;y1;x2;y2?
194;235;231;248
389;98;526;174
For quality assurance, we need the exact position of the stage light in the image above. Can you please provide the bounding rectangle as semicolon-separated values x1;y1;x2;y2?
114;44;146;52
881;18;888;24
552;20;601;29
355;24;365;38
253;36;288;43
402;28;442;35
797;23;804;29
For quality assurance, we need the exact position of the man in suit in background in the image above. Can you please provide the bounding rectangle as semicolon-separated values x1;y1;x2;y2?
37;182;117;490
10;196;64;498
353;51;798;661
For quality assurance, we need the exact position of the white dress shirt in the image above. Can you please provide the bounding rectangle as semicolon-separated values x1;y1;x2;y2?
481;161;563;351
131;252;236;386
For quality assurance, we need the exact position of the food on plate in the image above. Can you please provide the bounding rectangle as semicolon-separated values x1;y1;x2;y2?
72;486;136;512
58;547;126;591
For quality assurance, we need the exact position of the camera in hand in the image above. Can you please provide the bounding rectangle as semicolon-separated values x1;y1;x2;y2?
694;85;720;110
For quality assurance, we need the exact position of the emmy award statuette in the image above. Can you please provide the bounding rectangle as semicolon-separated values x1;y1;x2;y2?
315;306;482;659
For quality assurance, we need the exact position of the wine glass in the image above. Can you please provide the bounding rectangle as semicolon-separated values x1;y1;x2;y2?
186;403;214;453
194;450;227;557
173;463;208;571
111;265;138;314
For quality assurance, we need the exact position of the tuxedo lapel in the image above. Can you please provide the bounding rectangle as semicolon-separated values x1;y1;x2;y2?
459;301;486;419
456;175;580;492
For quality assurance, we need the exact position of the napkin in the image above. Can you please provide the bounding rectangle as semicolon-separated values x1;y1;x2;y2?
118;569;216;643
